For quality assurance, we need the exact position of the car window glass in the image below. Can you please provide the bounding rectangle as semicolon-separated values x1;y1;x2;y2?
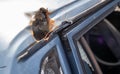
40;47;63;74
76;41;95;74
84;20;118;62
83;20;120;74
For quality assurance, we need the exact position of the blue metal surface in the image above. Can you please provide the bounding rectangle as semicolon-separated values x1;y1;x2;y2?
10;35;71;74
0;27;35;74
66;0;120;74
0;0;120;74
0;25;70;74
51;0;102;25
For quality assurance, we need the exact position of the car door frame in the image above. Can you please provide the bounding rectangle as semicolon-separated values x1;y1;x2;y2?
62;0;120;74
11;35;71;74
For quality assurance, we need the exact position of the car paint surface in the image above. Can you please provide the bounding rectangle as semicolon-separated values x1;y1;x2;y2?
0;0;120;74
66;1;120;73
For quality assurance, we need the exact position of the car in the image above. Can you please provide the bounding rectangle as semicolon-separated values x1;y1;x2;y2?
0;0;120;74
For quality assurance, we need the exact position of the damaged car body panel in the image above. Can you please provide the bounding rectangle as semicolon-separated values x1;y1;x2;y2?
1;0;120;74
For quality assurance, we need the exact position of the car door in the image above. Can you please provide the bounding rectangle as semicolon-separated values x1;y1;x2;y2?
9;34;71;74
60;0;120;74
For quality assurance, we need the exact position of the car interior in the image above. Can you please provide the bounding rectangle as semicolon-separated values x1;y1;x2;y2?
40;48;62;74
84;7;120;74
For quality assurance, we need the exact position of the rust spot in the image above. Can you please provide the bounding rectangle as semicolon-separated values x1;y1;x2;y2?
30;8;57;41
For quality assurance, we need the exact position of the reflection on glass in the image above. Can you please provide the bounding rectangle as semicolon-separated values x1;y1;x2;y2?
77;41;94;74
40;48;63;74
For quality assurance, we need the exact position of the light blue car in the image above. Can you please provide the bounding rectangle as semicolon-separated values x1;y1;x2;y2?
0;0;120;74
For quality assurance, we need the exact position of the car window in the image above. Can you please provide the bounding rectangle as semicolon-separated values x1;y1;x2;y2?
40;47;63;74
84;20;119;62
75;19;120;74
76;41;95;74
82;19;120;74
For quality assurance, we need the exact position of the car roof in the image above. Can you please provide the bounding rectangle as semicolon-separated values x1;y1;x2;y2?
50;0;104;26
0;0;105;50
